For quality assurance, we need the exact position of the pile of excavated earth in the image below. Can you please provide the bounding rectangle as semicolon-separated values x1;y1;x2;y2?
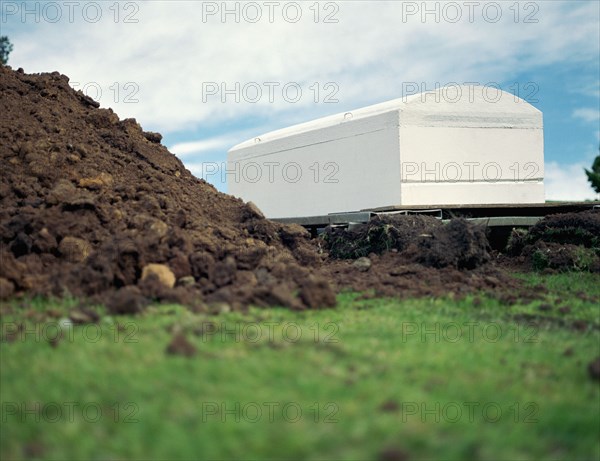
1;65;598;314
0;66;334;313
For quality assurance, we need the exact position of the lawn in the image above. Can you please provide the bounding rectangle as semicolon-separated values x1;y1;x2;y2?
1;273;599;461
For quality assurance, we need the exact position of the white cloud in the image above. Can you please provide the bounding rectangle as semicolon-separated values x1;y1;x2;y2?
7;1;599;133
170;137;234;157
168;125;276;159
573;108;600;123
545;161;599;201
569;79;600;99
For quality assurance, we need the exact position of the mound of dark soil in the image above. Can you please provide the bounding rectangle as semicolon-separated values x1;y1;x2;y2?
507;211;600;272
323;214;442;259
0;66;335;310
406;218;490;269
323;215;490;269
320;215;521;301
527;210;600;248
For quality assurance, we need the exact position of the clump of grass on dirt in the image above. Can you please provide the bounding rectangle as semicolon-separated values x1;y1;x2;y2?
322;215;490;269
507;211;600;272
322;214;442;259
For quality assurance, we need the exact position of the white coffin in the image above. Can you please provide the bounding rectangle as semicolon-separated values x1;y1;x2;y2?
227;85;544;219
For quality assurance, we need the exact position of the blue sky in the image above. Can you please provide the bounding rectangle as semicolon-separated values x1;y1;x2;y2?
2;0;599;200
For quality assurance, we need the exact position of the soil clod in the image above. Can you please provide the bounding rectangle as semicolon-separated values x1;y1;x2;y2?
588;357;600;380
166;332;197;357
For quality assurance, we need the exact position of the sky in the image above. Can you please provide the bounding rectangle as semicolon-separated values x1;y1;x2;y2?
1;0;599;201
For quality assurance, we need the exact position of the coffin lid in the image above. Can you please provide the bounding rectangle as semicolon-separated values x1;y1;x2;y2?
229;85;542;152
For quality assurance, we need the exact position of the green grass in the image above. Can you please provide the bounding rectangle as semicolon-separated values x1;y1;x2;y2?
1;273;599;461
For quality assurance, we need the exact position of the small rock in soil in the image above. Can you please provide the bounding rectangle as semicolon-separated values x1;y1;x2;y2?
68;307;100;324
58;237;92;263
177;276;196;287
245;201;265;219
353;257;372;272
143;131;163;143
141;264;176;289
